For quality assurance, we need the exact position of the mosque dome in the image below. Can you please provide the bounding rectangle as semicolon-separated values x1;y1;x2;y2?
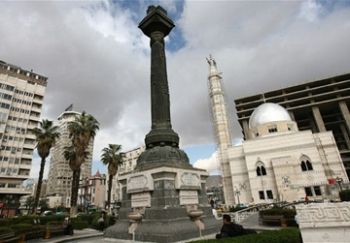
249;103;292;129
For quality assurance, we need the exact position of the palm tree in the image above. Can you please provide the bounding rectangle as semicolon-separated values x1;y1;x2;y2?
32;119;60;214
101;144;123;213
64;112;99;216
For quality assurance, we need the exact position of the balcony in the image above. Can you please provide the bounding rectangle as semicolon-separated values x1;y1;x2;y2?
0;187;31;195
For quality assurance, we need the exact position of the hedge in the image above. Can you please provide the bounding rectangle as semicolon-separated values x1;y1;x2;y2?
0;215;65;227
229;206;247;213
339;189;350;201
10;223;33;234
0;226;13;235
190;228;301;243
72;219;89;230
259;208;296;218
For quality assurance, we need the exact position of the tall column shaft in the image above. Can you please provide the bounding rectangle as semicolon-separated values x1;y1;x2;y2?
138;6;179;148
150;31;171;129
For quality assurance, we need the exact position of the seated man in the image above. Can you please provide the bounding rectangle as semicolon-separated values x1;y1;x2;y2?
216;214;255;239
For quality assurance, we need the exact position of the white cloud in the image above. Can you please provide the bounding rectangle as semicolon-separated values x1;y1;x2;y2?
193;152;220;175
1;1;350;177
298;0;324;22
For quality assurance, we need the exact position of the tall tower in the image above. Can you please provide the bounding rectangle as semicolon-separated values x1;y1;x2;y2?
207;55;235;205
46;111;92;207
0;60;47;209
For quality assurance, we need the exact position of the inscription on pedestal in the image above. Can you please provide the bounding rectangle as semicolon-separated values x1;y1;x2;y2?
178;172;200;189
127;175;153;193
131;192;151;208
179;190;198;205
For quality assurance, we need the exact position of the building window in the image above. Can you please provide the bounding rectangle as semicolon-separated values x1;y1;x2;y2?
266;190;273;199
256;167;261;176
305;187;313;197
306;161;313;170
301;160;313;171
256;165;267;176
301;161;307;171
300;156;313;172
314;186;322;196
268;127;278;133
259;191;265;200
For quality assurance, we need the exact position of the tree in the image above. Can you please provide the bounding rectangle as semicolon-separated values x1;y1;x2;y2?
32;119;60;214
64;112;99;216
101;144;123;213
39;198;49;212
25;196;34;209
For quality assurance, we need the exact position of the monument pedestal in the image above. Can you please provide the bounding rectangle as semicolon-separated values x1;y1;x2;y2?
105;6;221;242
104;166;220;242
295;202;350;243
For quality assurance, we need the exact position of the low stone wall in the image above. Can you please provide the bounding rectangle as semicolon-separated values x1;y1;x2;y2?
295;202;350;243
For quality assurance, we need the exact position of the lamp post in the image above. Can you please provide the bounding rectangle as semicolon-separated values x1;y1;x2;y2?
234;188;241;206
336;177;344;191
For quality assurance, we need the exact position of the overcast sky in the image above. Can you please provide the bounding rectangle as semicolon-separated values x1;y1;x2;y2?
1;0;350;178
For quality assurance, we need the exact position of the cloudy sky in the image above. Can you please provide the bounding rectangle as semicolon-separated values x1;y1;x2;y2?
1;0;350;178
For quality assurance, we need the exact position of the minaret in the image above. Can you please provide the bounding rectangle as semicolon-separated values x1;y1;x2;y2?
207;55;232;148
207;55;235;205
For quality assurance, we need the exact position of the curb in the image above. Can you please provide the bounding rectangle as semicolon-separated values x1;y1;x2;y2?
46;232;103;243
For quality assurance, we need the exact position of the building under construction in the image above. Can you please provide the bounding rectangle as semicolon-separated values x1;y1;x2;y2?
234;73;350;176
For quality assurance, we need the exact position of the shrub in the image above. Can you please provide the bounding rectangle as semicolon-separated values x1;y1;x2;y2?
72;219;89;230
190;228;301;243
339;189;350;201
90;213;115;229
76;213;95;225
0;226;13;235
229;205;247;212
10;223;33;234
39;215;65;225
260;208;296;218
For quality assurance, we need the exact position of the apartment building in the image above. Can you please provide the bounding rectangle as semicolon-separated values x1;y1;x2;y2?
78;171;106;209
234;73;350;176
46;111;93;207
109;146;145;204
0;60;47;208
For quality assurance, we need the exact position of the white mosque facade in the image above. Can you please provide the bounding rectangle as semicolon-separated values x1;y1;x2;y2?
206;57;349;205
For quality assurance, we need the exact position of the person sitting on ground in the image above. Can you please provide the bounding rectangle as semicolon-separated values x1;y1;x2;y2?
216;214;256;239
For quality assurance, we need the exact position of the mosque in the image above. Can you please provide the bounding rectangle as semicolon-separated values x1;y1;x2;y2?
206;56;349;205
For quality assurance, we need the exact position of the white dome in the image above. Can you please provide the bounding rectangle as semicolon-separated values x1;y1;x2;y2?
249;103;292;129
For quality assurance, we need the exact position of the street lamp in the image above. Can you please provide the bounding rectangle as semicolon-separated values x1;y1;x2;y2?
234;188;241;206
336;177;344;191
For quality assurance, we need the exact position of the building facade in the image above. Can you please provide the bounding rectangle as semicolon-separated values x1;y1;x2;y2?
0;60;47;208
207;57;349;205
207;56;235;205
229;103;348;205
234;74;350;176
46;111;93;207
78;171;106;209
109;146;145;204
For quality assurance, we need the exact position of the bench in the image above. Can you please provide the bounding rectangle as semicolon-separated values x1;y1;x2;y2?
0;232;20;243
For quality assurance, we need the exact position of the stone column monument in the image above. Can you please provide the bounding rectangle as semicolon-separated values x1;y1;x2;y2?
105;5;220;242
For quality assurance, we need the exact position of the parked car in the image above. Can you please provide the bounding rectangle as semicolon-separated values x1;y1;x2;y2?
42;210;53;216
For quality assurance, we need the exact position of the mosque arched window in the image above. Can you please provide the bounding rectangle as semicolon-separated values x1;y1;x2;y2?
306;161;313;170
256;162;267;176
256;167;261;176
301;161;307;171
300;156;313;172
